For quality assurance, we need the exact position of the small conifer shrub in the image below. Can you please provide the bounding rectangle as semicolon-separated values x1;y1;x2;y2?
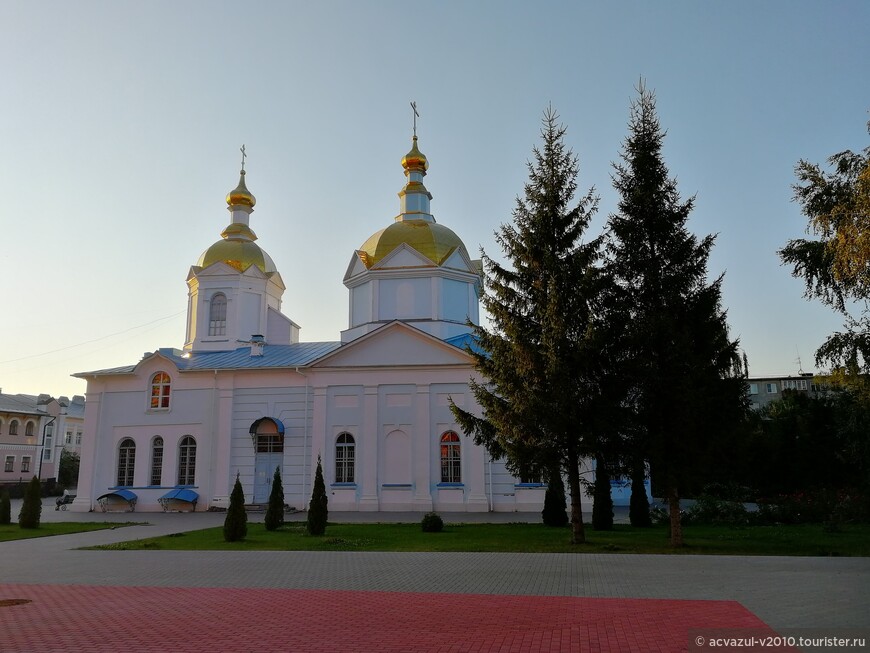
264;466;285;532
420;512;444;533
307;456;328;536
19;476;43;529
0;489;11;525
223;473;248;542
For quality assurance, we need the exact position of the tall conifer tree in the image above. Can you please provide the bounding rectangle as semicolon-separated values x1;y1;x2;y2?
606;83;744;546
452;108;603;544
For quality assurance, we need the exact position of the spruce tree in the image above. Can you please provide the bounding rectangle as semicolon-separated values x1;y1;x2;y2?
18;476;42;529
264;466;285;531
452;107;604;544
223;473;247;542
0;489;11;525
541;461;568;527
591;454;614;531
606;83;744;546
307;455;328;536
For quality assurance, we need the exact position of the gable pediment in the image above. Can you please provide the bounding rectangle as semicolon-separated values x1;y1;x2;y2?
372;243;436;270
312;321;472;368
344;252;369;283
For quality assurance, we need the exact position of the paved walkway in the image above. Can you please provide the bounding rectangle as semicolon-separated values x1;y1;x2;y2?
1;500;868;651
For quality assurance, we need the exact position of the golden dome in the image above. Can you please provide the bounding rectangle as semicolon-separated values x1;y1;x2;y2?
359;219;467;268
226;170;256;208
196;239;277;274
401;136;428;173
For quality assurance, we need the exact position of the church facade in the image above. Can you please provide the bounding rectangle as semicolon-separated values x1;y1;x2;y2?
73;134;551;513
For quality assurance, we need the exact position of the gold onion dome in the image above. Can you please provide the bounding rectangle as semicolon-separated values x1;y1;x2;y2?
196;239;277;274
401;136;428;173
360;220;466;268
226;170;256;207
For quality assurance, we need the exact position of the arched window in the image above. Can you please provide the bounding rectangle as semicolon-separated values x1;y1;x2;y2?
209;293;227;336
9;420;19;435
150;437;164;486
178;436;196;485
440;431;461;483
25;421;35;437
335;433;355;483
150;372;171;410
117;438;136;487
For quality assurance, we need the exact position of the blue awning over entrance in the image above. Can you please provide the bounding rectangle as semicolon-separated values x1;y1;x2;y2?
249;417;285;435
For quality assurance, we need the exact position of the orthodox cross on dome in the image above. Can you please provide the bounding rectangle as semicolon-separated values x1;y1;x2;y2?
410;101;419;138
240;144;247;172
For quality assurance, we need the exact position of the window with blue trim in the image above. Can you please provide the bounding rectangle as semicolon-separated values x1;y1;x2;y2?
117;438;136;486
335;432;355;484
178;436;196;485
440;431;461;483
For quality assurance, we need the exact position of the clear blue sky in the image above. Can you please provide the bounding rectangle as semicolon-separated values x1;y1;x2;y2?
1;1;868;398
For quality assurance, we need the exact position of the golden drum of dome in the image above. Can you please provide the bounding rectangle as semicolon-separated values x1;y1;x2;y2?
359;220;466;268
196;239;276;273
226;171;256;207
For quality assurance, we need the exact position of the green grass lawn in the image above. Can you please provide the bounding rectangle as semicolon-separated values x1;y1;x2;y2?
90;521;870;556
0;522;136;542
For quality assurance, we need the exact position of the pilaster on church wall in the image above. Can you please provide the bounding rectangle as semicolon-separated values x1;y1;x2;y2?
211;378;235;500
359;386;379;510
70;388;102;512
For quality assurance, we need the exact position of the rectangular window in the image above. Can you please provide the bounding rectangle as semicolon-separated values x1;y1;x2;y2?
65;431;73;445
21;456;30;473
75;431;82;445
766;383;777;394
43;433;53;461
4;456;13;472
749;383;758;395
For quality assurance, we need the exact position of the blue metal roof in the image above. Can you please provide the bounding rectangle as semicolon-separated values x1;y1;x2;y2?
444;332;485;356
78;341;343;376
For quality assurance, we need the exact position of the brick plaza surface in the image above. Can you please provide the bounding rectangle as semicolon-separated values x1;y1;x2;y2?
0;584;784;653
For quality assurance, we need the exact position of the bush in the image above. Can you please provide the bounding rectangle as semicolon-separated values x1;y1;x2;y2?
264;466;285;532
755;489;870;525
687;495;750;526
307;456;328;536
421;512;444;533
19;476;42;529
0;489;10;525
223;473;248;542
57;450;81;489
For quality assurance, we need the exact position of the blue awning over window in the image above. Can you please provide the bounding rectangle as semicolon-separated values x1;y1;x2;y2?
159;488;199;504
97;489;138;502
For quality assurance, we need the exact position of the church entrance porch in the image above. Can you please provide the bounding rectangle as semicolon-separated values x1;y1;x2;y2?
251;418;284;504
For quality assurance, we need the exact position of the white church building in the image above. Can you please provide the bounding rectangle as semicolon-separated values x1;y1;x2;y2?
72;133;552;514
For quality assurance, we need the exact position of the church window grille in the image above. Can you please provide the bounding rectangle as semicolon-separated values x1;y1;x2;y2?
117;438;136;486
440;431;461;483
150;372;171;409
256;432;284;453
150;437;163;486
335;433;355;483
209;293;227;336
25;421;35;437
9;420;18;436
178;436;196;485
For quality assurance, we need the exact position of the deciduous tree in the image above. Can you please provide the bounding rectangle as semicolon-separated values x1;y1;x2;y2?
779;116;870;377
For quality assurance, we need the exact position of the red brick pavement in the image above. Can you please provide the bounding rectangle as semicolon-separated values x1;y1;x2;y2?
0;584;790;652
